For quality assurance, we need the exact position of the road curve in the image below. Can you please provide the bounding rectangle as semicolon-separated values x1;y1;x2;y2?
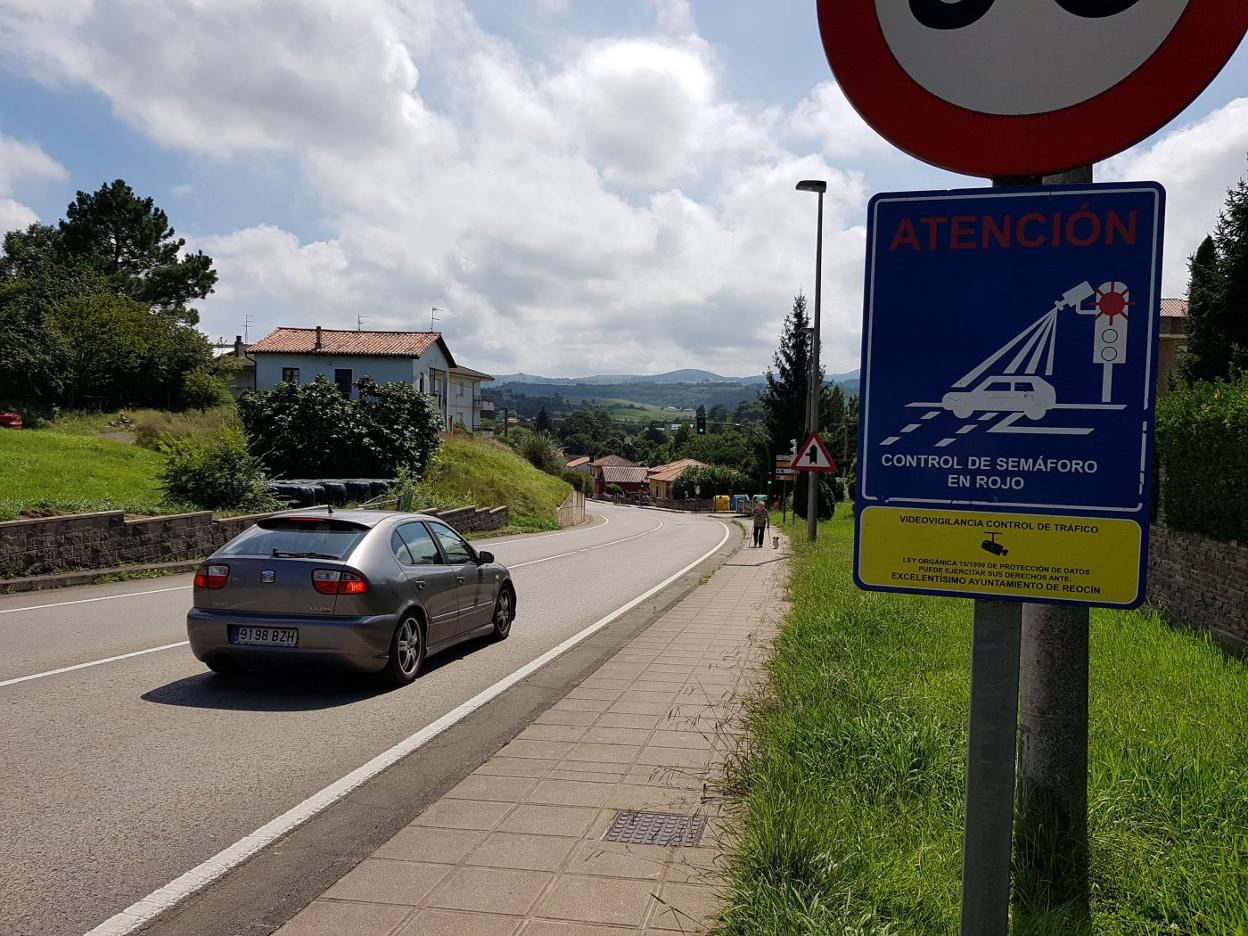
0;503;730;936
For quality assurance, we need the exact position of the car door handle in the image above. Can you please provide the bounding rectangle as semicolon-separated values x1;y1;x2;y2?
413;579;427;589
456;576;465;584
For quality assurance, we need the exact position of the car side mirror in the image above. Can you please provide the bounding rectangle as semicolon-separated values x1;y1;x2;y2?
476;551;494;564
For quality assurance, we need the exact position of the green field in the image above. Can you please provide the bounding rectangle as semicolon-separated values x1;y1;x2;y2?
559;396;695;426
0;429;166;520
422;436;572;532
716;511;1248;935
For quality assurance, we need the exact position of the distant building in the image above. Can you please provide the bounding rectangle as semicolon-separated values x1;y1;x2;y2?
647;458;706;499
589;454;642;496
1157;299;1188;393
210;335;255;399
248;326;493;430
565;456;591;473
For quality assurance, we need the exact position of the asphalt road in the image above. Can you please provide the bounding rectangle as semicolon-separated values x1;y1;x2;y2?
0;502;732;936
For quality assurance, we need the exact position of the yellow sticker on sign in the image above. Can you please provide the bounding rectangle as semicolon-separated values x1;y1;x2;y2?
856;506;1142;606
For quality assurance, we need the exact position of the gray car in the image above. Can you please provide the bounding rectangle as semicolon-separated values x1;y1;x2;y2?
186;509;515;686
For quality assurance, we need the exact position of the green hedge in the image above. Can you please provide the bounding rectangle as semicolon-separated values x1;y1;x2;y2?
1155;374;1248;541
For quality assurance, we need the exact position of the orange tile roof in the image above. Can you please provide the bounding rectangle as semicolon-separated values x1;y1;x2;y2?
565;456;591;468
647;458;705;484
601;466;650;484
250;327;453;362
591;454;637;468
1160;298;1188;318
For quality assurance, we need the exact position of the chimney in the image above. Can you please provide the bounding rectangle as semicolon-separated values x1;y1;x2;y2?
314;325;323;351
233;335;244;357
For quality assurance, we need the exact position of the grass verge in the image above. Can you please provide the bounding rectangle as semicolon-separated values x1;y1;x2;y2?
716;510;1248;936
422;436;571;532
0;429;167;521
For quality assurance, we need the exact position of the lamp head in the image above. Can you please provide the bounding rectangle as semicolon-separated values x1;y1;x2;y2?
795;180;827;194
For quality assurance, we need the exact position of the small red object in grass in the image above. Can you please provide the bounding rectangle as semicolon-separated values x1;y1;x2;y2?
0;411;23;429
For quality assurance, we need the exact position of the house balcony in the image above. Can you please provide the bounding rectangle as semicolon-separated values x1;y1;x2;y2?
475;397;495;412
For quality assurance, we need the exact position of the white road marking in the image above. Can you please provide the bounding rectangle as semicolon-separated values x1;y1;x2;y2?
511;517;664;569
0;642;190;688
0;586;192;616
484;511;609;546
82;521;734;936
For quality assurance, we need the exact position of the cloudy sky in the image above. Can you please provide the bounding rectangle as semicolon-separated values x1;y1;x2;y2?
0;1;1244;378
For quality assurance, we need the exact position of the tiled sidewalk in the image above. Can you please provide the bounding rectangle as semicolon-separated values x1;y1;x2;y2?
274;523;788;936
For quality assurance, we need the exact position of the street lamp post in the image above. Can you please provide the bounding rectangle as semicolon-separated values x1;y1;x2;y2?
796;179;826;544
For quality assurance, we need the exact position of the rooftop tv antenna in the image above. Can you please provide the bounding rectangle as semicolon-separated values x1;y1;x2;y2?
356;314;368;331
430;306;446;331
243;314;255;342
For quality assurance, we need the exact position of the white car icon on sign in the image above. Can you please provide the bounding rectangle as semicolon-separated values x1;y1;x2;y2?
941;376;1056;421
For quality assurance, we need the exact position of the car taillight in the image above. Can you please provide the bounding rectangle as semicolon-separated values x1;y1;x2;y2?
195;564;229;589
312;569;369;595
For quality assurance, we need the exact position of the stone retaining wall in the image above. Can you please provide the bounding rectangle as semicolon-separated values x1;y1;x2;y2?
1147;524;1248;649
0;505;509;580
556;491;586;528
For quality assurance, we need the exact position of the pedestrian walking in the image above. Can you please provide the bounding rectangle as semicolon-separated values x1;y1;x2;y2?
751;498;769;548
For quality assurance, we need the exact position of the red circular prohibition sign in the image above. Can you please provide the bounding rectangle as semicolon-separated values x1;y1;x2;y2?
817;0;1247;178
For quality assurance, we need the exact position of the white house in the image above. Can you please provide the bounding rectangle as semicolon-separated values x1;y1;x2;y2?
248;326;494;430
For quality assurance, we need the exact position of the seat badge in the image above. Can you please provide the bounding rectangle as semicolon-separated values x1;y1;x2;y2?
261;569;276;583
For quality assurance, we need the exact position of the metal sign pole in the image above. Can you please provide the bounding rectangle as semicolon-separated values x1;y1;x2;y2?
960;599;1023;936
1013;166;1094;918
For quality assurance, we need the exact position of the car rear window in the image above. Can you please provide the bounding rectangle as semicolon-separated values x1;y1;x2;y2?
217;517;370;559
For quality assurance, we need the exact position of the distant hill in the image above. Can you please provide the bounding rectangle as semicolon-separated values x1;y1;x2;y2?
495;369;767;386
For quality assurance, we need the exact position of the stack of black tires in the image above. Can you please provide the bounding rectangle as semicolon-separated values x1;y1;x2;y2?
267;479;395;508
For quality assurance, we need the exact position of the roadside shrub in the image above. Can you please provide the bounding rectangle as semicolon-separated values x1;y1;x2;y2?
606;483;623;496
160;427;275;511
178;369;232;411
1155;373;1248;540
515;430;563;474
561;469;592;495
237;375;441;479
673;464;751;498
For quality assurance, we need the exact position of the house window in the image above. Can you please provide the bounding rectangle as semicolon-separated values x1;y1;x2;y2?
418;374;426;394
282;367;300;383
334;369;352;395
456;382;465;398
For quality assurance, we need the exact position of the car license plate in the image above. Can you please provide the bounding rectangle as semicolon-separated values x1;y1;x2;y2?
230;626;298;647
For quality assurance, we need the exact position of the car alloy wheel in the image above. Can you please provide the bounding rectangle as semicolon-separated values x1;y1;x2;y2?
491;589;513;640
386;614;425;686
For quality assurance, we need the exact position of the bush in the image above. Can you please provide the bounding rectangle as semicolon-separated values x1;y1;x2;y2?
561;469;592;495
178;369;232;410
673;464;751;498
1155;374;1248;540
160;427;274;511
515;430;563;474
606;483;623;496
237;375;441;478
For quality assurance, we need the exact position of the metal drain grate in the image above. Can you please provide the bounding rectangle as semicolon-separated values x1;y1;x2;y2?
603;810;706;847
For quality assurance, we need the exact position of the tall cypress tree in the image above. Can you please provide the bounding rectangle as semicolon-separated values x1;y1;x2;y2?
761;293;812;464
1215;172;1248;372
1181;236;1226;383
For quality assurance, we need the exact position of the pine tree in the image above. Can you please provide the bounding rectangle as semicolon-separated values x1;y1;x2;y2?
1215;171;1248;372
761;292;812;463
1181;236;1226;383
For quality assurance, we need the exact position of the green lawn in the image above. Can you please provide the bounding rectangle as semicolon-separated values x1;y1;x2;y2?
716;510;1248;936
422;436;571;532
0;429;166;520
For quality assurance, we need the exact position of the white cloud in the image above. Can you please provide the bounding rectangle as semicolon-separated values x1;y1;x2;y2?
0;134;67;230
0;1;895;375
1102;98;1248;297
788;81;890;161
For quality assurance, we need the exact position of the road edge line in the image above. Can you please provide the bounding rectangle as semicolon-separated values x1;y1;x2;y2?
82;519;733;936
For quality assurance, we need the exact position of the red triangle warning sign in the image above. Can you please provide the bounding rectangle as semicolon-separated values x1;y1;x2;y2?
792;431;836;472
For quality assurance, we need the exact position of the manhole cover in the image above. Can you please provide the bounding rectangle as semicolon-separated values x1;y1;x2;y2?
603;810;706;847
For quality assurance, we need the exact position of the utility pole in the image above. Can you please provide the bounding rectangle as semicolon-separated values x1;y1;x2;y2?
796;180;826;543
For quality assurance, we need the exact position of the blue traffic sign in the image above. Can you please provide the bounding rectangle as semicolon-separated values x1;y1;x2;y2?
854;182;1165;608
